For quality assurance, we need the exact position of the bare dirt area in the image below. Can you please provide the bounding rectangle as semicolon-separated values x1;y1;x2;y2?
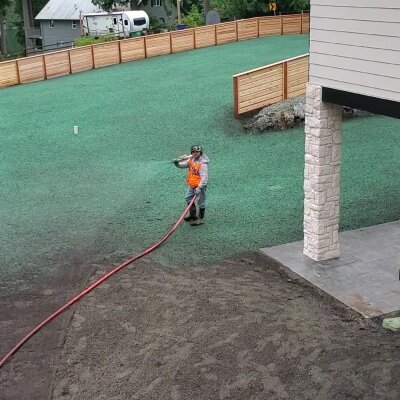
39;251;400;400
0;263;96;400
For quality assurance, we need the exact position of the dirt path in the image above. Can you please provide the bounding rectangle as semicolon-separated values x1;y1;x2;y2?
44;252;400;400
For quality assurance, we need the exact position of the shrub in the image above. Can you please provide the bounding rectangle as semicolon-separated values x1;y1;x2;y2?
181;5;205;28
74;34;117;47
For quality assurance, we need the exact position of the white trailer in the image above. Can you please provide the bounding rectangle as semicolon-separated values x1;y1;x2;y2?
83;11;149;38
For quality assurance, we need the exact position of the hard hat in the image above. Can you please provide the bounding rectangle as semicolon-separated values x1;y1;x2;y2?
191;145;202;153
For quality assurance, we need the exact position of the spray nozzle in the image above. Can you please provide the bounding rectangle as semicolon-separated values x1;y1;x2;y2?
172;154;191;163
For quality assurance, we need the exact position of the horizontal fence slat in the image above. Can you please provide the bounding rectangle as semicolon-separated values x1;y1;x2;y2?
240;76;283;95
194;25;216;48
120;37;146;62
171;29;195;53
302;13;310;33
239;85;283;102
69;47;94;73
283;15;302;34
18;55;46;83
288;66;308;78
237;66;283;85
239;74;282;92
239;94;283;114
93;41;120;68
44;51;70;78
239;86;283;108
216;21;237;45
0;61;19;87
145;33;171;57
258;16;282;36
237;18;258;41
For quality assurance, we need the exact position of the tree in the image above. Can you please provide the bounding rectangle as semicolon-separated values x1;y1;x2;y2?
181;4;204;27
92;0;131;11
0;0;11;54
282;0;309;12
210;0;309;19
13;0;47;47
211;0;267;19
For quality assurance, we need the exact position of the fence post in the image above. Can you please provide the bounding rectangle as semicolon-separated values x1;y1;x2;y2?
214;25;217;45
280;13;283;35
257;17;260;38
235;20;238;42
143;36;147;58
43;55;48;79
91;45;95;69
193;28;196;49
118;40;122;63
300;11;303;34
233;76;239;116
67;49;72;73
15;60;21;84
283;62;288;100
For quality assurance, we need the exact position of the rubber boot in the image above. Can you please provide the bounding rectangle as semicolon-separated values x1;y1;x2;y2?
191;208;205;226
184;204;197;222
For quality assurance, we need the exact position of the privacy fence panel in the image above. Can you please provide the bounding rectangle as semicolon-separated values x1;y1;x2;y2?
233;54;309;115
258;16;282;36
18;55;46;83
301;13;310;34
120;37;146;62
0;61;19;87
44;51;71;78
171;29;195;53
145;33;171;58
234;64;283;115
194;25;216;48
0;13;309;89
69;47;94;73
283;14;302;34
216;22;237;45
93;41;120;68
287;55;309;98
237;18;258;41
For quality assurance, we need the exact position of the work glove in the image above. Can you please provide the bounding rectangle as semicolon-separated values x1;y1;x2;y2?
195;187;202;195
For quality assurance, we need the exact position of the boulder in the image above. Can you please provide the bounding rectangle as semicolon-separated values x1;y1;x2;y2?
243;95;373;133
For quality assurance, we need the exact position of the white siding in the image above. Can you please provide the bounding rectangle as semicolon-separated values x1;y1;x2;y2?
309;0;400;102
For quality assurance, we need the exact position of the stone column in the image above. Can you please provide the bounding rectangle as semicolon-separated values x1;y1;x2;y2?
303;83;342;261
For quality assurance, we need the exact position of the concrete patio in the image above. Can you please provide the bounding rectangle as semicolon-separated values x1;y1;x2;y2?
261;220;400;318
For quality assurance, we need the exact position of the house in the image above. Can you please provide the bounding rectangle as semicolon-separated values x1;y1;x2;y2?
35;0;179;52
35;0;102;51
139;0;178;27
303;0;400;261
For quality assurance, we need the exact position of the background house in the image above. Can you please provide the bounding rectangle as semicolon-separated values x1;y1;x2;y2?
119;0;177;28
141;0;178;27
35;0;102;51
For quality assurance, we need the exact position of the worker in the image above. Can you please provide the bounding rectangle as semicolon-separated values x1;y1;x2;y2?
173;145;209;226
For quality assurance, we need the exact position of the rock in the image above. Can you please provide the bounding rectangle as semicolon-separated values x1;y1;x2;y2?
382;317;400;332
243;95;373;133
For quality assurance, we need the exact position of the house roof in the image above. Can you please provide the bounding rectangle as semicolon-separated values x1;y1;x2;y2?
35;0;103;20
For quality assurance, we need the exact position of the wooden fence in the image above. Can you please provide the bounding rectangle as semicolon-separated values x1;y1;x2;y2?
0;13;309;89
233;54;309;115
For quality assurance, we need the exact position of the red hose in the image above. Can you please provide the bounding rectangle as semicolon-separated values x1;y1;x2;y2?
0;196;197;369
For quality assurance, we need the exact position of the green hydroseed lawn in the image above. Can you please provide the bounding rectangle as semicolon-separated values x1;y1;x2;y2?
1;34;399;288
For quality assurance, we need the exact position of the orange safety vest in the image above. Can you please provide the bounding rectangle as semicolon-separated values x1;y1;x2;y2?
186;158;202;189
